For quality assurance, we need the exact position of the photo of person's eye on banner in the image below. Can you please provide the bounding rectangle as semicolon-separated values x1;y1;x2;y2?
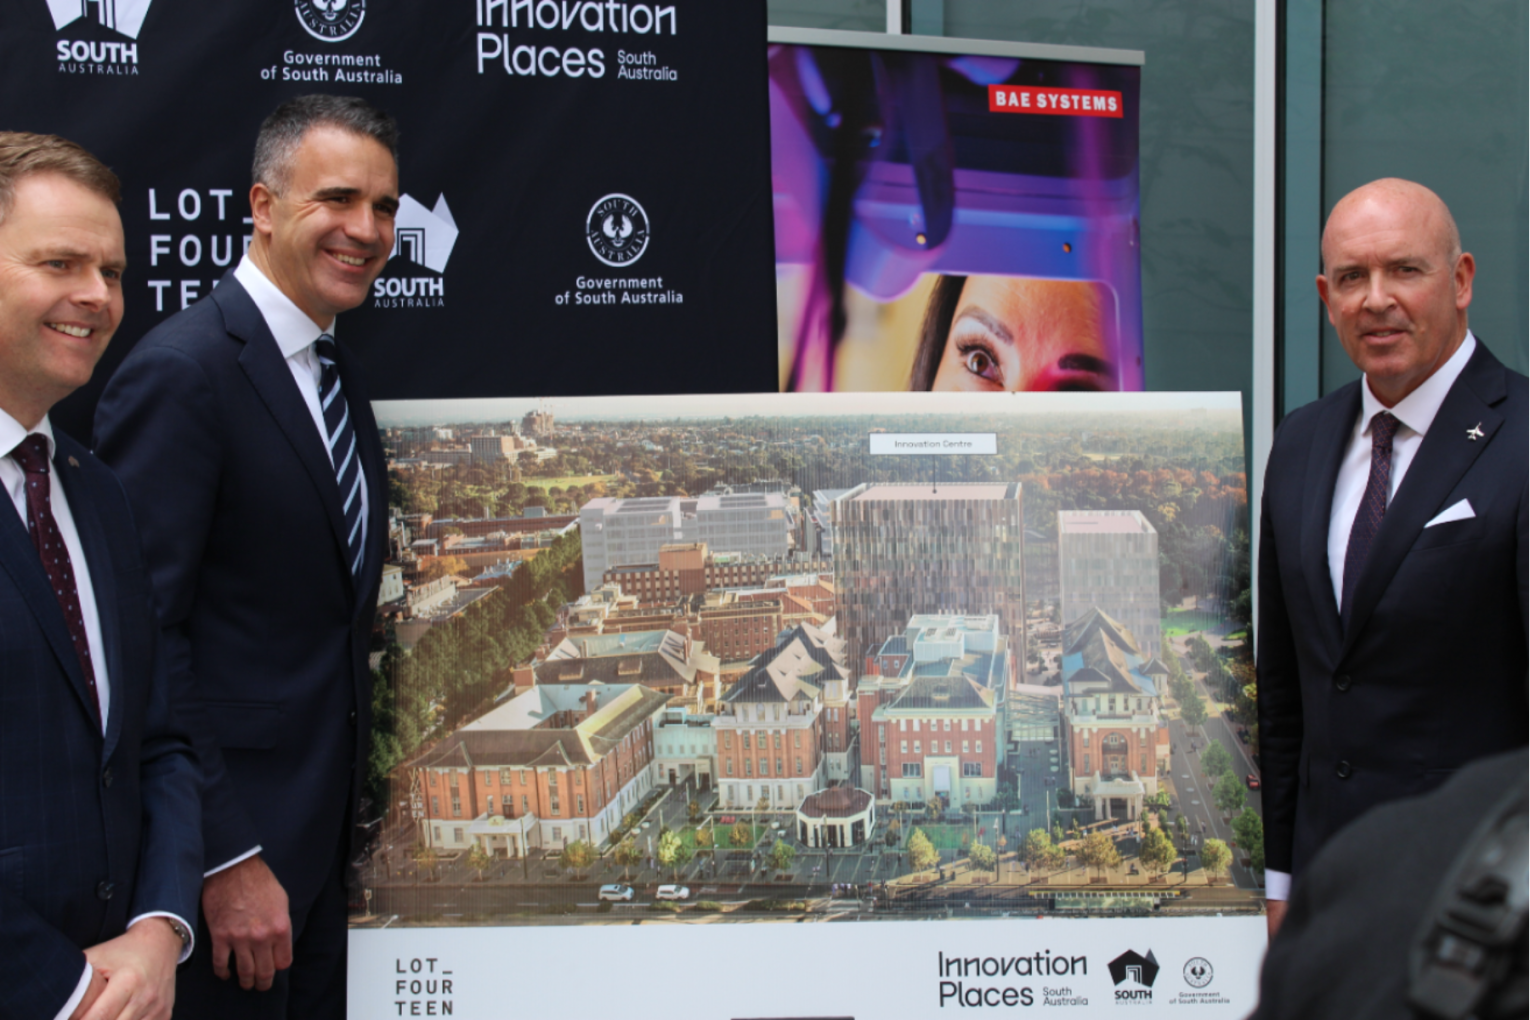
770;30;1144;394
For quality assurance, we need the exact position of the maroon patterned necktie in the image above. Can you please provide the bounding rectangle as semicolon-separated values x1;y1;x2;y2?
10;435;101;724
1341;410;1401;623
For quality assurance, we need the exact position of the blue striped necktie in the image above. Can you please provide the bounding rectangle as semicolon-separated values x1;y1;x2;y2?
315;334;364;579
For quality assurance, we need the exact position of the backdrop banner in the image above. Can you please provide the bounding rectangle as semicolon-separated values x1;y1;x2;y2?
0;0;778;439
769;29;1145;395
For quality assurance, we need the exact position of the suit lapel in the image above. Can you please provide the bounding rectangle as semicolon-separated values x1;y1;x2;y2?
214;277;354;595
1340;344;1508;657
1300;384;1359;653
54;442;122;758
0;468;101;734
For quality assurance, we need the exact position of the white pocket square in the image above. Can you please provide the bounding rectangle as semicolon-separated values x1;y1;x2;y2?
1425;499;1475;528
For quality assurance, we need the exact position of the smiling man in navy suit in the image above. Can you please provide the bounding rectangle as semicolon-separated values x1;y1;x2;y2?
94;96;394;1019
1257;178;1528;935
0;133;201;1020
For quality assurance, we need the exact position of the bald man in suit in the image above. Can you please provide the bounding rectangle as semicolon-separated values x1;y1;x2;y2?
1257;178;1528;934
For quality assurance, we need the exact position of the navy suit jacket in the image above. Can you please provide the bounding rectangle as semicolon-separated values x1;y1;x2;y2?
0;429;201;1018
1257;339;1528;879
94;272;386;917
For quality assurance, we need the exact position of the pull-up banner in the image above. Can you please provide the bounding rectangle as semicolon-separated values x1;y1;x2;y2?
0;0;777;439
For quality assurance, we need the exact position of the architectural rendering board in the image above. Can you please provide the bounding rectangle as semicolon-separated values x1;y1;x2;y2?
352;392;1264;1018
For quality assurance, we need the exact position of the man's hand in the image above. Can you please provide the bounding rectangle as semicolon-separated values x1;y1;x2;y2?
1266;898;1289;939
68;962;107;1020
77;918;181;1020
202;855;292;990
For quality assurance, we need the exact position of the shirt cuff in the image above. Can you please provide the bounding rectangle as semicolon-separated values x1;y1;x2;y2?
54;963;91;1020
128;912;196;965
1264;869;1292;901
205;845;262;878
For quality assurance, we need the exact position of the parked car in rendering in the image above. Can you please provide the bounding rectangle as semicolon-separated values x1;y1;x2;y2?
656;884;690;901
1246;773;1261;790
599;883;635;901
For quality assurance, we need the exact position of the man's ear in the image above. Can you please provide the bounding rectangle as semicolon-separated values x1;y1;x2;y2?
1315;273;1337;329
248;182;276;237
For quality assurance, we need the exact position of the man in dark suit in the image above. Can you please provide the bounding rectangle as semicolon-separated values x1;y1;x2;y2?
94;96;394;1018
0;133;200;1019
1257;177;1528;935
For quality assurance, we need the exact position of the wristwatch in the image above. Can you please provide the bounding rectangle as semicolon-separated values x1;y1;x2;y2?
163;917;192;953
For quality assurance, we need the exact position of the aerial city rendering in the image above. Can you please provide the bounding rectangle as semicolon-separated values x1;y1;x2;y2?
355;393;1262;927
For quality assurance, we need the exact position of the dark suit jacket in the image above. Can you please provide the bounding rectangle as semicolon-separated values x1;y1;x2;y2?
1257;339;1528;879
1252;747;1527;1020
0;429;202;1018
94;271;386;917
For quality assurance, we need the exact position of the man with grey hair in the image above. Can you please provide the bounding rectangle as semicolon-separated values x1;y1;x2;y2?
1257;178;1527;935
95;95;397;1018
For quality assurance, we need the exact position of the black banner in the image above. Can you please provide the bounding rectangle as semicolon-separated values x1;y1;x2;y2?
0;0;777;439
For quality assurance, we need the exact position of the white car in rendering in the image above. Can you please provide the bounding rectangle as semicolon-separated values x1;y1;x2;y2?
598;883;635;901
656;884;690;901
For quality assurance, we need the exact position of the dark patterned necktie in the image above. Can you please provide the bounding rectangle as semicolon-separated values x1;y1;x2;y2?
11;435;101;724
1342;410;1401;622
315;334;365;579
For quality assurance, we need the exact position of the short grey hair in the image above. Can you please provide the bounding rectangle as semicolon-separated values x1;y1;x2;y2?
251;94;399;194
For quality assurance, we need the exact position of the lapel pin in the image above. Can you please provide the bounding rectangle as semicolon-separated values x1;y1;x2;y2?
67;456;80;467
1466;423;1484;441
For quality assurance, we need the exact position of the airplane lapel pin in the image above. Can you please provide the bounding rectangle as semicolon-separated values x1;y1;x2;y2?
1466;423;1485;441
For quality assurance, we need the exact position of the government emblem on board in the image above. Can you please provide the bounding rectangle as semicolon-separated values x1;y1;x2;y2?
295;0;366;42
585;194;650;268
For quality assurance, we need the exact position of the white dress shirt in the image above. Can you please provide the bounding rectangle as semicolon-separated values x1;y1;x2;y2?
232;256;369;555
1;412;194;1018
0;411;110;727
1266;330;1477;904
1325;331;1477;607
197;256;376;884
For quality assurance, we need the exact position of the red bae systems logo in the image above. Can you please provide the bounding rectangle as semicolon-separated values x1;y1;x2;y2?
988;85;1123;118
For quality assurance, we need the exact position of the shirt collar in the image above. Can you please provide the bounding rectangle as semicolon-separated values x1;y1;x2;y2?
0;406;53;462
233;255;335;358
1360;330;1476;437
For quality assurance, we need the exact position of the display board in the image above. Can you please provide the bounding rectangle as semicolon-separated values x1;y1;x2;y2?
769;29;1145;395
0;0;778;440
358;390;1265;1019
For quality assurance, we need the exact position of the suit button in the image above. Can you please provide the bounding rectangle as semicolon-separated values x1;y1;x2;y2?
1334;674;1352;692
96;881;114;901
348;711;358;725
102;766;114;788
1335;760;1353;779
